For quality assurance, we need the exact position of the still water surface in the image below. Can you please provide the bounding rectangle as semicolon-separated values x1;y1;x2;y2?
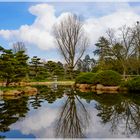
0;85;140;138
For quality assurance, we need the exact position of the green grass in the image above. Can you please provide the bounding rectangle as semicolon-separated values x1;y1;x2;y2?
29;78;75;82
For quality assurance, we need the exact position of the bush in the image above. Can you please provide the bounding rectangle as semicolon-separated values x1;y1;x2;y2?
75;72;96;84
123;76;140;91
93;70;122;86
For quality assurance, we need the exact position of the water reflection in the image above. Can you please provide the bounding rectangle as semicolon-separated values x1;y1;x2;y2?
97;98;140;137
87;93;140;137
56;88;90;138
0;86;140;138
0;96;29;137
29;85;64;109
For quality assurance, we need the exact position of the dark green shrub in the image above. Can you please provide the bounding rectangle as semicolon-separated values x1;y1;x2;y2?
123;76;140;91
75;72;96;84
93;70;122;86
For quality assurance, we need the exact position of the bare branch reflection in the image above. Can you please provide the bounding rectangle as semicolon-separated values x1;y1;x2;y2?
56;88;90;138
96;95;140;137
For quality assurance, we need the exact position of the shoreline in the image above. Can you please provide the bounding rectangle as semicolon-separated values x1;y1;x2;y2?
0;81;75;87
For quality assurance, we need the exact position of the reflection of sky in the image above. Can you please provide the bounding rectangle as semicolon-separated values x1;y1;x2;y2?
10;97;66;138
0;130;35;138
3;96;138;138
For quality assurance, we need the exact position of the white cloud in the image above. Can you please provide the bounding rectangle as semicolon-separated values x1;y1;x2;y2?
0;4;57;50
84;9;140;45
0;3;140;52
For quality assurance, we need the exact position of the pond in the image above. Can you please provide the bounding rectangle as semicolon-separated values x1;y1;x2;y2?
0;85;140;138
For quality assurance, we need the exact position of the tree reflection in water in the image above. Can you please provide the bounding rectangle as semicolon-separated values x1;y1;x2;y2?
0;96;29;134
95;94;140;137
56;88;90;138
29;85;64;109
1;86;140;138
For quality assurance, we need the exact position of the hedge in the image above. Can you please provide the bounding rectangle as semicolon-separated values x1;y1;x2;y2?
75;72;96;84
93;70;122;86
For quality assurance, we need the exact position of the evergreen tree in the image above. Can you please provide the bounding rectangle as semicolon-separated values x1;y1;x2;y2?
29;56;42;78
0;47;15;86
14;50;29;82
45;61;64;79
0;46;29;86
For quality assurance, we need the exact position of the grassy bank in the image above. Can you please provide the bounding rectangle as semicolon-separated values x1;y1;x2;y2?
0;81;75;87
27;81;75;86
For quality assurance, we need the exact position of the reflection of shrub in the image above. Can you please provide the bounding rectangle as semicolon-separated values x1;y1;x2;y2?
123;76;140;91
93;70;122;86
75;72;96;84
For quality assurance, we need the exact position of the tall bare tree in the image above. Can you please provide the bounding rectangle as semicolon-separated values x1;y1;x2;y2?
53;14;89;78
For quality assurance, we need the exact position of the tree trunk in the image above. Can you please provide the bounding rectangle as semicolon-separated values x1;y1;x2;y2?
69;69;73;80
69;66;74;80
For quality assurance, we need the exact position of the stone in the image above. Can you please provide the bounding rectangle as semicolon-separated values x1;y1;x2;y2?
103;86;119;91
96;90;119;94
79;88;91;93
96;84;119;91
19;82;27;86
79;84;90;89
4;90;22;96
75;84;80;88
96;90;104;94
96;84;104;90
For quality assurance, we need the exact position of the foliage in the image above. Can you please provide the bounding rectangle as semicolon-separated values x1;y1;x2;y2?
122;76;140;91
0;96;29;132
0;46;29;86
29;56;48;80
93;70;122;86
14;51;29;82
94;24;140;76
32;85;65;104
45;61;64;80
29;56;42;77
77;55;96;72
75;72;96;84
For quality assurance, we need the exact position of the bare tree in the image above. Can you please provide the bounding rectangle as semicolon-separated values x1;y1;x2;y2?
96;97;140;137
129;21;140;74
13;42;27;54
55;88;90;138
53;14;89;78
95;26;136;78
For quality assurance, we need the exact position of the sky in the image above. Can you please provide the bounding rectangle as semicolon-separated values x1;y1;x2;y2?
0;2;140;62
